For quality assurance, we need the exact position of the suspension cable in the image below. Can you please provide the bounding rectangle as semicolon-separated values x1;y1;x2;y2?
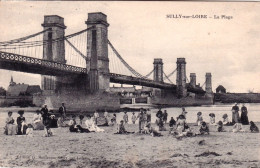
0;28;51;46
166;68;177;79
107;39;144;78
163;71;173;84
144;67;154;78
0;26;95;49
65;38;87;60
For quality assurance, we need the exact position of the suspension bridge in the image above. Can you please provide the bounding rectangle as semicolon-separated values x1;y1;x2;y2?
0;12;209;98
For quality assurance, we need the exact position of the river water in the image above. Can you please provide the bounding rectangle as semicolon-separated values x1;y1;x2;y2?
0;103;260;127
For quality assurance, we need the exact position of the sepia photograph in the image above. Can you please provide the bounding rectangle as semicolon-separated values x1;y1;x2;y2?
0;1;259;168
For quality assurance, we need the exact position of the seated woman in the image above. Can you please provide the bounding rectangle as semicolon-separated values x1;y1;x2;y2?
223;114;232;126
169;117;176;134
250;121;259;133
4;111;16;135
116;120;134;134
32;110;44;130
48;111;58;128
69;115;79;132
217;121;225;132
199;122;209;135
176;114;186;135
155;117;166;131
17;110;28;135
79;115;84;126
110;113;117;125
146;122;162;137
85;115;104;132
232;123;245;133
209;113;216;125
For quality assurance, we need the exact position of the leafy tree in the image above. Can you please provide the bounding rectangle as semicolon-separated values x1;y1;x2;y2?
0;87;6;96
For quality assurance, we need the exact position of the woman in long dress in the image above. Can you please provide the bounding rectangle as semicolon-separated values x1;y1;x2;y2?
17;110;27;135
4;111;16;135
32;110;44;130
85;115;104;132
240;104;249;125
231;103;240;124
176;114;187;135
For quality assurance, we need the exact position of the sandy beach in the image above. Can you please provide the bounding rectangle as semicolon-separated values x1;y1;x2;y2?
0;122;259;168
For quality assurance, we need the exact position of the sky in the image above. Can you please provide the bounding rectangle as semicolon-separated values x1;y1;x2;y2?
0;2;259;93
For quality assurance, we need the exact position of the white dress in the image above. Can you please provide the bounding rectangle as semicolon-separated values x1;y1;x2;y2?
85;118;104;132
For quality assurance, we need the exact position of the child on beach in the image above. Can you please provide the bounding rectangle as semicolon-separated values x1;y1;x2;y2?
44;115;53;137
196;112;203;126
209;113;216;125
123;111;128;124
132;112;137;124
199;122;209;135
163;110;168;124
223;114;232;126
17;110;27;135
111;113;117;125
26;124;34;136
4;111;16;135
249;121;259;133
217;121;225;132
232;123;245;133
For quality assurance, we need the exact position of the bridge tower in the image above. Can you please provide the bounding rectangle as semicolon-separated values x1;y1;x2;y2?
190;73;196;87
153;58;163;82
86;12;110;93
41;15;66;94
205;73;212;94
176;58;187;98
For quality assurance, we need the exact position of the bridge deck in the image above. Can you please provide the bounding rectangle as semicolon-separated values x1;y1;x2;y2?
109;73;176;90
0;51;86;76
0;51;205;94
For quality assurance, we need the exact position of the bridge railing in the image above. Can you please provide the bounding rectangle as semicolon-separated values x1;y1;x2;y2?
0;51;87;74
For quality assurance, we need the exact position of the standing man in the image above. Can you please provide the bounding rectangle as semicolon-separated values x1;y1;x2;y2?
59;103;66;119
163;110;168;124
93;111;99;125
41;104;49;126
137;108;145;133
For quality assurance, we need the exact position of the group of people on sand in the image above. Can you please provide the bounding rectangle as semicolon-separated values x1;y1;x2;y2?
4;102;259;137
4;104;60;136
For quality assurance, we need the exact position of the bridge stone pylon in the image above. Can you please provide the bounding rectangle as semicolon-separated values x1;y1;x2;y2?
41;15;66;94
190;73;196;87
153;58;163;83
176;58;187;97
86;12;110;93
205;73;212;93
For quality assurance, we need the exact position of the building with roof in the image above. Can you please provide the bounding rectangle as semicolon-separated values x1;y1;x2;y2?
216;85;226;93
1;77;42;107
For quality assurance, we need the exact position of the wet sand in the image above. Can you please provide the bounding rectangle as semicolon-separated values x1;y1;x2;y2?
0;123;260;168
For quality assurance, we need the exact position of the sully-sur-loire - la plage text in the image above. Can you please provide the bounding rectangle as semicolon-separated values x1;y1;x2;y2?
166;14;233;20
